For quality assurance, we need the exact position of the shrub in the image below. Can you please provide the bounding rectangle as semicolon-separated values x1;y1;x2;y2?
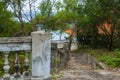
98;49;120;68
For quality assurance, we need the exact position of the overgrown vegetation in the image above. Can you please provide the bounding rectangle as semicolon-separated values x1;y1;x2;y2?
51;73;64;80
0;0;120;77
72;48;120;68
98;49;120;68
0;0;120;50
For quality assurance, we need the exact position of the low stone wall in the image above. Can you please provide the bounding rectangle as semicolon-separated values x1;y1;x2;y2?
0;31;52;80
51;42;69;72
0;37;31;52
0;35;69;79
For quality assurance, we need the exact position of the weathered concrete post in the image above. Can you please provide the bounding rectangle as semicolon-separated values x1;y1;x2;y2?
31;31;51;80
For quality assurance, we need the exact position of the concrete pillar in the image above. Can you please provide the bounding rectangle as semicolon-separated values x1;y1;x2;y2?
31;31;51;80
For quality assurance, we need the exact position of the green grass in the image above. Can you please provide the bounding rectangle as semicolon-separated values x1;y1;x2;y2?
51;73;64;79
71;48;120;68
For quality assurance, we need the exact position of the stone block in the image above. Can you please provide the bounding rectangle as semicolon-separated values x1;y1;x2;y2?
31;31;51;79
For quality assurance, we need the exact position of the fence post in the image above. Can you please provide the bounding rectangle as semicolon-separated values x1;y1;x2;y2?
31;31;51;80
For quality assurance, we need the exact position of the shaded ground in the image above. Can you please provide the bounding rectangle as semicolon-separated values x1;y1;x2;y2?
53;53;120;80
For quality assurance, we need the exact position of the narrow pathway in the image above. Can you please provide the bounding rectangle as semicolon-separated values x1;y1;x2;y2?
54;53;120;80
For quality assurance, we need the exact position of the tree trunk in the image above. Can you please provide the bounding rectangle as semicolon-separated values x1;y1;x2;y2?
108;22;115;51
108;27;114;51
18;0;27;35
68;34;73;51
108;35;113;51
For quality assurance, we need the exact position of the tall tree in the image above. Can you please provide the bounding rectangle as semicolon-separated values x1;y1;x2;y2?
97;0;120;50
0;1;20;37
37;0;56;32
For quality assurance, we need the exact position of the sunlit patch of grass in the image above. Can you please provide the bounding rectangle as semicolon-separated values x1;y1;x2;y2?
51;73;64;79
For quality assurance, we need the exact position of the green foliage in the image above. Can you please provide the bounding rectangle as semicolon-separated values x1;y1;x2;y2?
0;1;31;37
0;53;4;76
53;58;58;66
75;0;120;50
51;73;64;79
38;0;52;16
77;34;111;49
99;55;120;68
0;2;14;36
78;48;120;68
0;0;33;37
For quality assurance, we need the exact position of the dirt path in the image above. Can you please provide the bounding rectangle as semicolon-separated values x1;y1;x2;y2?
53;53;120;80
